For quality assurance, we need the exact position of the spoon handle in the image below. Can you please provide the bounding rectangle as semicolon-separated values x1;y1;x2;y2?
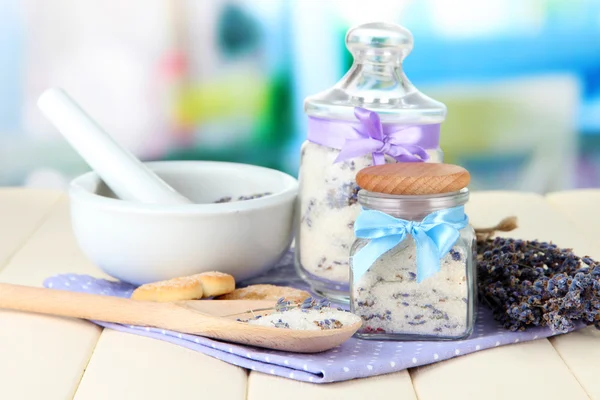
0;283;360;353
37;88;192;205
0;282;176;327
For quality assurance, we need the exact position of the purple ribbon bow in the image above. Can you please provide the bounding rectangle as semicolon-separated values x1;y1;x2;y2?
307;107;438;166
335;107;430;164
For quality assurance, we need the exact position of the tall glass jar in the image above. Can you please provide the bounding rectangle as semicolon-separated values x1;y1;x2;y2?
349;163;476;340
294;22;447;301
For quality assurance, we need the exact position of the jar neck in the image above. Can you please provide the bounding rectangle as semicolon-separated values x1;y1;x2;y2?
357;188;469;220
352;50;405;66
338;62;413;104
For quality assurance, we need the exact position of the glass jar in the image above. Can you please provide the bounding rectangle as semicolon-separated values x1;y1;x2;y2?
294;22;447;301
349;184;476;340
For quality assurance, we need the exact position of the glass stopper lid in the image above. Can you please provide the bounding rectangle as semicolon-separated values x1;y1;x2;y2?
305;22;446;124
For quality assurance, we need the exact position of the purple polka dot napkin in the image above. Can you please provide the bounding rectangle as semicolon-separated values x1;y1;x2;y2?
43;251;584;384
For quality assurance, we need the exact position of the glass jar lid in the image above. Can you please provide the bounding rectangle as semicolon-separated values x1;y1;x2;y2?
305;22;447;124
356;162;470;195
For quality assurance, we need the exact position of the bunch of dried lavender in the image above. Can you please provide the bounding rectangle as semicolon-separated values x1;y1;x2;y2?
476;237;600;333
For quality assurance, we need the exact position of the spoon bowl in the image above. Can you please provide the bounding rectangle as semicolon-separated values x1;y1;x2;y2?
0;283;361;353
175;300;361;352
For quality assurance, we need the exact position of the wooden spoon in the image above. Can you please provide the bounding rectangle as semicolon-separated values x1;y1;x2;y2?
0;283;361;353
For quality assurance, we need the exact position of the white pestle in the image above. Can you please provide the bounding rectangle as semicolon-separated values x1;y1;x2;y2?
37;88;193;205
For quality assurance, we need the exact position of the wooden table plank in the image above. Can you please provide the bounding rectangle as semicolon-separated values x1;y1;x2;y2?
0;311;101;400
0;188;62;272
545;189;600;242
0;195;104;400
467;191;599;255
411;340;588;400
74;330;248;400
544;189;600;399
551;327;600;400
247;370;416;400
409;191;593;400
0;196;113;285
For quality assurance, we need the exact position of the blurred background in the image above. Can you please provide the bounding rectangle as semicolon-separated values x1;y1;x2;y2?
1;0;599;192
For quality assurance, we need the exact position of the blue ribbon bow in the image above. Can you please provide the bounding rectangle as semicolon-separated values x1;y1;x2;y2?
352;206;469;283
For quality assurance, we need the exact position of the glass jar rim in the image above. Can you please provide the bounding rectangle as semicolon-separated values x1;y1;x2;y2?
358;188;469;216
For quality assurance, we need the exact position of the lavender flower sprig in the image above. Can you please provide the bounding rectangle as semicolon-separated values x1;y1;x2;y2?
276;296;331;313
226;296;341;319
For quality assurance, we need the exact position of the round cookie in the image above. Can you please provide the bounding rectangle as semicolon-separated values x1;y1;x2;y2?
130;275;204;302
215;284;311;303
197;271;236;298
131;271;236;302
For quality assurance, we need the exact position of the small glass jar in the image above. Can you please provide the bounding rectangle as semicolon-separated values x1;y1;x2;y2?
349;184;476;340
294;22;447;302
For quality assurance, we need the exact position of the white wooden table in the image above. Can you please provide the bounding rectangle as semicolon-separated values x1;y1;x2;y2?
0;188;599;400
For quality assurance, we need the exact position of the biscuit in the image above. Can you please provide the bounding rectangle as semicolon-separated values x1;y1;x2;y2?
130;271;235;302
215;284;311;303
130;275;204;302
197;271;236;297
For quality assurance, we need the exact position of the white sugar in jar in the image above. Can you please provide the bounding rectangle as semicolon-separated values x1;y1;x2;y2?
349;163;477;340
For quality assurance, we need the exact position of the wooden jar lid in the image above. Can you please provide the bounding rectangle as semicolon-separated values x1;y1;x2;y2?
355;163;470;195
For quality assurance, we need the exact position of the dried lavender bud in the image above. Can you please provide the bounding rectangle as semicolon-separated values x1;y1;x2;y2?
317;257;331;271
275;297;292;312
300;297;314;309
450;249;462;261
325;182;360;208
214;192;272;203
314;318;343;330
301;199;315;228
272;319;290;329
339;160;356;172
313;297;331;311
477;237;600;333
332;260;348;266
